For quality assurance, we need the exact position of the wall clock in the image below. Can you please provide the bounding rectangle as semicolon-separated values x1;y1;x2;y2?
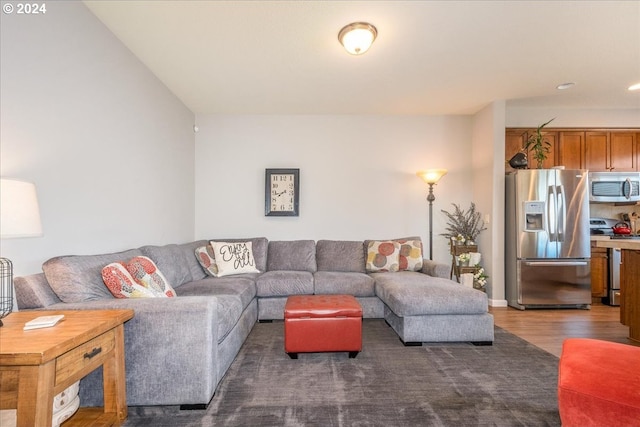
265;168;299;216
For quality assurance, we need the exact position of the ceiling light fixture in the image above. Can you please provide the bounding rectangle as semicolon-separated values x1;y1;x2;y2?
556;82;575;90
628;83;640;91
338;22;377;55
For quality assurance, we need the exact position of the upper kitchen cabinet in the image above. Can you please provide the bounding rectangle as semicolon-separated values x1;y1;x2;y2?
557;131;584;170
585;131;636;171
505;129;527;169
609;132;637;171
505;129;557;170
506;128;639;171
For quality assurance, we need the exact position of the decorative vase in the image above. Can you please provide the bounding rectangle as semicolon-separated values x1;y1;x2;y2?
459;260;469;267
509;151;528;169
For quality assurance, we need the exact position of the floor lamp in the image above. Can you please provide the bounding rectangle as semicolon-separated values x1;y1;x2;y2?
0;178;43;325
416;169;447;260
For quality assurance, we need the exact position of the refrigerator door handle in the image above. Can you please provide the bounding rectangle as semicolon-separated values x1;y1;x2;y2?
557;185;566;242
524;261;589;267
547;185;557;242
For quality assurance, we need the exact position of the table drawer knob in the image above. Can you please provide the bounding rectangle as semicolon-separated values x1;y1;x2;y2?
84;347;102;359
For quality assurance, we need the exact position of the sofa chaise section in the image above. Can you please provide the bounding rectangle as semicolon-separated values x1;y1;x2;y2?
374;271;494;344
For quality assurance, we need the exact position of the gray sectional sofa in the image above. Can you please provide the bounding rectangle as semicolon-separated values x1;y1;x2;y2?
14;237;494;409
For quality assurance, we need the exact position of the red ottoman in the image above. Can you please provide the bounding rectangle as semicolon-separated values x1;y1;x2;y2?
284;294;362;359
558;338;640;427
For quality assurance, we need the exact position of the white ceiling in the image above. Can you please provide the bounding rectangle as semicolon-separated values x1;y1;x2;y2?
84;0;640;115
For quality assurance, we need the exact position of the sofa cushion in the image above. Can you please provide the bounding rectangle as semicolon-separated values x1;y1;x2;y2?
365;240;401;273
373;271;488;316
256;270;314;297
267;240;317;272
43;249;144;303
139;243;194;288
316;240;366;273
210;241;260;277
177;277;256;314
210;237;268;273
101;262;159;299
314;271;375;297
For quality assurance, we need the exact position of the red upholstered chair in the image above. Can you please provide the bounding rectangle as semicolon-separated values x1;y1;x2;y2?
558;338;640;427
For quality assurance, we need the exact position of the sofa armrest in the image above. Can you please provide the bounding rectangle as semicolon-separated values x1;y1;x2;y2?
45;296;220;406
420;260;450;279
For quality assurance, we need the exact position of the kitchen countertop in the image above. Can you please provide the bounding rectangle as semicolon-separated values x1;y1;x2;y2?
595;238;640;250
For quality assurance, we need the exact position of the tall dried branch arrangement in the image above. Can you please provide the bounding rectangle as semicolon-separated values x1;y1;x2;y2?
440;203;487;241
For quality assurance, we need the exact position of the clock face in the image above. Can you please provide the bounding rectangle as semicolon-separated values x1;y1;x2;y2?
265;168;299;216
270;174;295;212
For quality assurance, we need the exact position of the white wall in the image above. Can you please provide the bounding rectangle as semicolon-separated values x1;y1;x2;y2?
0;2;196;276
472;101;507;306
194;114;476;267
506;107;640;128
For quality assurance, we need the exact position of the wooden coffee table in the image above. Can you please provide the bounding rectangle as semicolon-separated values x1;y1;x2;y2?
0;309;134;427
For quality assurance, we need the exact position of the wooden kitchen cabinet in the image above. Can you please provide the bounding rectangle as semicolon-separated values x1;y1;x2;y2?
505;129;527;170
558;131;584;169
507;128;639;171
609;132;636;171
585;131;609;171
590;243;608;299
505;129;556;170
585;131;636;172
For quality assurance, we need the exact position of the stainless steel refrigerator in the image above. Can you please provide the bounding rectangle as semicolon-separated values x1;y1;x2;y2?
505;169;591;309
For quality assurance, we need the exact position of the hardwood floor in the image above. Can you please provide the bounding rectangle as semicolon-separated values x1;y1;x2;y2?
490;303;640;357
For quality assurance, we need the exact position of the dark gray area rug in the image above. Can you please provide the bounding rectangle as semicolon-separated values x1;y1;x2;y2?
124;320;560;427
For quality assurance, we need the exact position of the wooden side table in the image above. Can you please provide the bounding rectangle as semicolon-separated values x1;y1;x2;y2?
450;244;479;281
0;309;134;427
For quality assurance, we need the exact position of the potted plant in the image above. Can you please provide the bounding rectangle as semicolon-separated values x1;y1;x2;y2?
441;203;487;244
525;118;555;168
457;253;471;266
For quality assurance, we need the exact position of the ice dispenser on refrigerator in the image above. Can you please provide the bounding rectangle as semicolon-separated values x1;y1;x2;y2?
524;201;545;232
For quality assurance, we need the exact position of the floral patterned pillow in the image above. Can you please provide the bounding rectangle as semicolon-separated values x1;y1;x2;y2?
365;240;401;273
195;244;218;277
101;262;158;298
101;256;176;298
125;256;176;297
396;238;423;272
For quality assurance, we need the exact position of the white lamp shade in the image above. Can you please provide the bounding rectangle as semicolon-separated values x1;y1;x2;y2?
338;22;377;55
0;178;43;238
416;169;448;184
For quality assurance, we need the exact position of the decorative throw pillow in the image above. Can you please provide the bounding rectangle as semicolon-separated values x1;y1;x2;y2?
125;256;176;297
209;241;260;277
195;244;218;277
101;262;158;299
366;240;401;273
396;239;423;272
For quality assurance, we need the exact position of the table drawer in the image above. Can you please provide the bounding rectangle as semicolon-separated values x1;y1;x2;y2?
56;329;115;385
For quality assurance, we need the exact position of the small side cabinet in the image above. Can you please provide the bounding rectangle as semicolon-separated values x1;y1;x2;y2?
590;243;608;299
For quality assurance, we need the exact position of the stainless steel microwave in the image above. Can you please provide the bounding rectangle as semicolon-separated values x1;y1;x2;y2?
589;171;640;203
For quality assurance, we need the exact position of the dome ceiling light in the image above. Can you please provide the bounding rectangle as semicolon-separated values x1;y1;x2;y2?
338;22;377;55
